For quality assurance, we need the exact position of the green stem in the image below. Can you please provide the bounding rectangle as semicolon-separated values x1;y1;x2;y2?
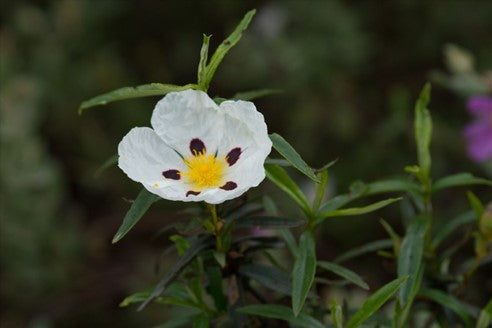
208;204;223;252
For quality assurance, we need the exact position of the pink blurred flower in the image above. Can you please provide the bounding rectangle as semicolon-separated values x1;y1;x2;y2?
464;96;492;162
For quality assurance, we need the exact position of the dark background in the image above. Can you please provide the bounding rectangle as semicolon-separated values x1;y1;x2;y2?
1;1;491;327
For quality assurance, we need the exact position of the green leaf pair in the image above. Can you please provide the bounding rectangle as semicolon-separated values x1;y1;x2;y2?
197;9;256;91
79;9;259;113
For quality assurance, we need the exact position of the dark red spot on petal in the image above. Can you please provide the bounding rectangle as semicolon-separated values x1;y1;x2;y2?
190;138;206;155
186;190;201;197
162;169;180;180
226;147;242;166
220;181;237;191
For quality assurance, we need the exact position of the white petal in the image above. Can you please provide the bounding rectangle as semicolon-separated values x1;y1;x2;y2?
118;127;190;200
219;100;272;158
215;99;272;201
199;186;250;204
151;89;224;156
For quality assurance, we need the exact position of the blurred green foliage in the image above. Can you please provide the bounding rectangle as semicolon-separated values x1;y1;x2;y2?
1;0;491;327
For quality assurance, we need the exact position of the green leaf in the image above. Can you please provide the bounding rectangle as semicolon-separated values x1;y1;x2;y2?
318;193;364;214
170;235;190;256
318;178;419;216
394;266;424;327
431;211;475;249
213;250;226;268
312;169;329;213
234;216;305;229
139;235;213;311
476;298;492;328
414;82;432;175
193;313;209;328
263;195;280;216
264;158;292;166
112;189;159;243
202;9;256;90
398;215;428;306
335;239;393;263
379;219;400;245
432;173;492;192
280;228;298;257
265;163;312;215
239;264;292;295
420;288;472;327
467;191;485;219
330;299;344;328
365;178;421;196
79;83;198;113
316;197;402;225
197;34;211;88
237;304;324;328
345;276;408;328
292;231;316;316
269;133;319;182
232;88;282;101
120;291;150;307
318;261;369;290
94;153;118;177
205;265;227;312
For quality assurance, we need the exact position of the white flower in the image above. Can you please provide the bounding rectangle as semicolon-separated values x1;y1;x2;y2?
118;89;272;204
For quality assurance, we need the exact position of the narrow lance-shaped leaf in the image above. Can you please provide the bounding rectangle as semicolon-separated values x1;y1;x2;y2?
334;239;393;263
264;158;292;166
318;261;369;290
398;215;428;306
269;133;320;182
316;197;402;226
420;288;472;327
280;228;299;258
432;172;492;192
79;83;198;113
237;304;325;328
414;82;432;175
292;231;317;316
265;163;312;216
395;266;424;327
364;178;421;196
312;169;329;213
317;178;420;215
120;291;151;307
202;9;256;90
345;276;408;328
112;189;159;243
232;88;283;101
318;192;365;214
331;299;344;328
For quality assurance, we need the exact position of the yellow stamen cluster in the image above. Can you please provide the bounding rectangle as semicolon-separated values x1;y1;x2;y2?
182;152;227;190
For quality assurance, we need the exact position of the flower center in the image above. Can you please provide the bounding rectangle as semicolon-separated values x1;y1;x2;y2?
182;152;227;190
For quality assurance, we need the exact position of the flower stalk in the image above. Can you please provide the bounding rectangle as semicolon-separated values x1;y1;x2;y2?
208;203;224;252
